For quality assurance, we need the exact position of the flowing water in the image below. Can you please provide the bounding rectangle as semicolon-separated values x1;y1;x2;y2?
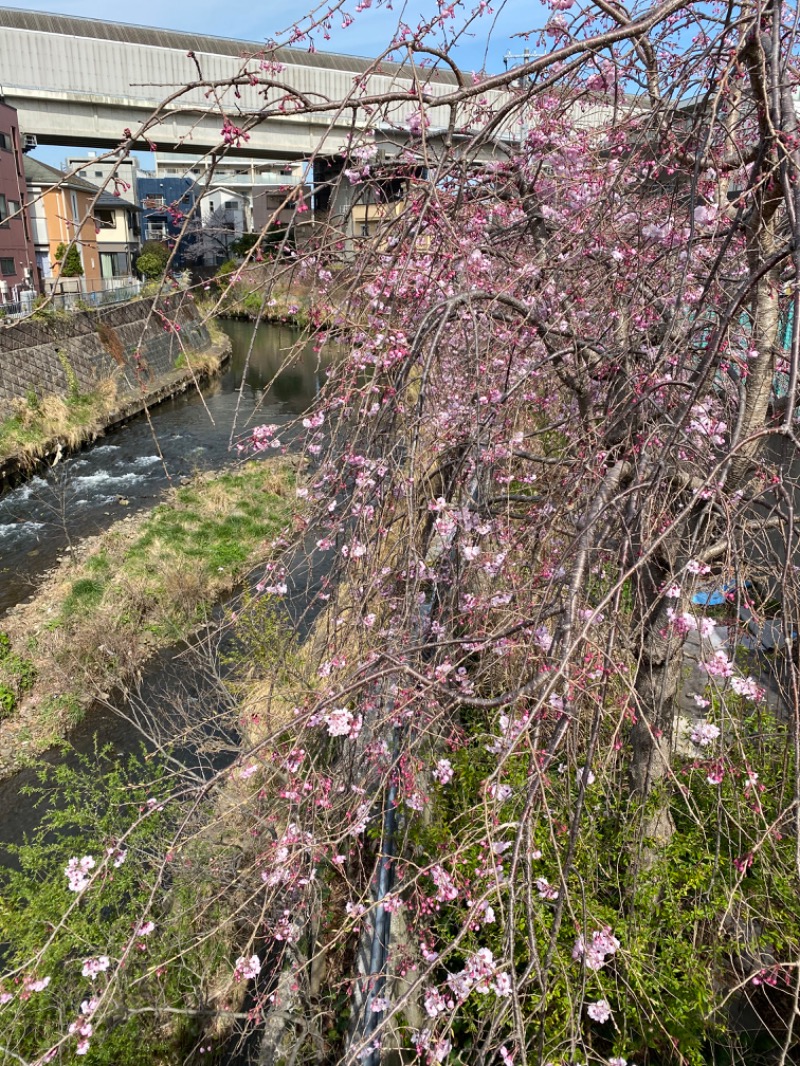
0;320;331;849
0;320;328;616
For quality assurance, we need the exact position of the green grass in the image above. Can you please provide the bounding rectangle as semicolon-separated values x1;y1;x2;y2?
62;577;106;617
124;464;289;578
0;460;296;772
0;458;298;776
84;549;112;577
56;460;294;639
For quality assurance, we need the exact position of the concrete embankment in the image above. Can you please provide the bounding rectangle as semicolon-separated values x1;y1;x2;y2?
0;296;229;489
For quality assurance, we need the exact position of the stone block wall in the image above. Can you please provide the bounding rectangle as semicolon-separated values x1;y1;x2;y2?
0;297;211;406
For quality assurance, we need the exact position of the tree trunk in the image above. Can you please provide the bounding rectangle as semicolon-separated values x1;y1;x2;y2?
629;555;685;855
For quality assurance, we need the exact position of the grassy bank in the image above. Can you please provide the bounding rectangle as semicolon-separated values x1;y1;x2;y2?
217;284;310;326
0;458;295;779
0;342;228;476
200;260;341;329
0;379;120;466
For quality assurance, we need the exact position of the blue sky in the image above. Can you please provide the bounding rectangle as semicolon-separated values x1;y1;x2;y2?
6;0;542;73
6;0;546;169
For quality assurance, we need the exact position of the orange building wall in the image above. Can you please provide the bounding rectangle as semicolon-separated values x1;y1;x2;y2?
42;185;102;292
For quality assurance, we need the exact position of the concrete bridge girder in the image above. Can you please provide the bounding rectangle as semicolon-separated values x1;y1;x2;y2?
0;85;369;159
0;13;466;159
0;8;617;168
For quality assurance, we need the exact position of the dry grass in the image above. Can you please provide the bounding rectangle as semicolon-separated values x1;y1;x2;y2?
0;378;118;465
0;458;296;779
0;332;228;470
175;347;223;376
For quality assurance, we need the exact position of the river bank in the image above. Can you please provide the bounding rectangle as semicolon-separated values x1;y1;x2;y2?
0;296;234;490
202;258;356;334
0;331;231;491
0;321;329;618
0;458;296;781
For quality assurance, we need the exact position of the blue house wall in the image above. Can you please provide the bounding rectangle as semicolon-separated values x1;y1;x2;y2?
137;176;198;269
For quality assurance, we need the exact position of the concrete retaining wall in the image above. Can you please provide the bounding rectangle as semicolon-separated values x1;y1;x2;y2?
0;296;210;405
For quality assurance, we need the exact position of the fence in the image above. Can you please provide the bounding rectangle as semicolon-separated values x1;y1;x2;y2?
0;279;143;321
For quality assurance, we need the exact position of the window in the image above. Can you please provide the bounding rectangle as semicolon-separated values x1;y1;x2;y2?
0;258;15;276
95;170;103;178
0;194;7;225
0;132;11;151
94;208;115;227
100;251;129;279
143;195;165;208
8;200;19;218
224;200;237;209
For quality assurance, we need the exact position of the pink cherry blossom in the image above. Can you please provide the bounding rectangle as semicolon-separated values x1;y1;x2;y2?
234;954;262;981
65;855;95;893
81;956;111;981
573;927;620;971
587;999;612;1022
690;720;720;747
433;758;454;784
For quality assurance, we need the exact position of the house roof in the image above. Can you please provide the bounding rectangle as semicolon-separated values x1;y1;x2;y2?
93;187;141;211
24;156;100;194
24;157;141;210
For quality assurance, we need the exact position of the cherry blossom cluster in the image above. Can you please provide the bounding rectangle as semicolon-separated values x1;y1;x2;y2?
65;855;95;893
234;954;262;981
572;928;621;971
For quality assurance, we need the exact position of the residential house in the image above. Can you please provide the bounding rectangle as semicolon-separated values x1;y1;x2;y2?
313;155;417;251
24;156;103;294
136;175;198;269
92;187;140;279
252;175;312;233
0;98;36;301
196;186;248;265
154;153;311;259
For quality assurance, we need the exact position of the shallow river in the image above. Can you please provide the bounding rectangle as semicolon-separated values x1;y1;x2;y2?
0;320;328;616
0;320;330;851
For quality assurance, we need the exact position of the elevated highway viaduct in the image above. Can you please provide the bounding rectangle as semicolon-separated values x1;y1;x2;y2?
0;7;491;161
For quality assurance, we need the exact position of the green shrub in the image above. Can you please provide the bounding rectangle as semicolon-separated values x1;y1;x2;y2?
0;751;181;1063
136;241;171;279
0;683;16;718
54;242;84;278
135;252;167;280
215;258;238;279
409;701;800;1066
